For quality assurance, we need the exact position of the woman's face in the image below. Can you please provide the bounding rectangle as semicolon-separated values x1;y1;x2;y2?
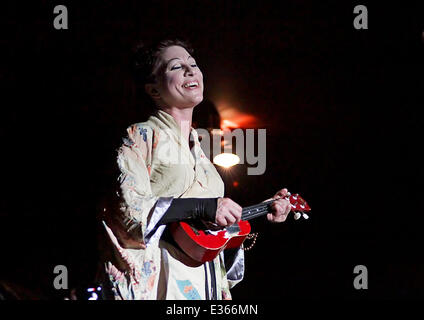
151;45;204;109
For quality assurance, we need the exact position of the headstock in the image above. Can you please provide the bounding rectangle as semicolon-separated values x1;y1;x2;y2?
284;193;311;220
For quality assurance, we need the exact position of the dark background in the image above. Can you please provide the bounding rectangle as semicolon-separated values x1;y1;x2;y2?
0;0;423;299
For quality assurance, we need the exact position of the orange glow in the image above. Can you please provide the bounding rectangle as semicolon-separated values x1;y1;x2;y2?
214;100;261;128
217;108;259;129
221;119;239;130
220;114;258;129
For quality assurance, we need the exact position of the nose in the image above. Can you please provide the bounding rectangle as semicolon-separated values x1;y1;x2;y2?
184;64;196;76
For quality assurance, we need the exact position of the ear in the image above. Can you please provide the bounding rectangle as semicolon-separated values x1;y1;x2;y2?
145;83;161;100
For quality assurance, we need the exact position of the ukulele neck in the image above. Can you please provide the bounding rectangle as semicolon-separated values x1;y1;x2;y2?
241;193;310;222
241;200;275;221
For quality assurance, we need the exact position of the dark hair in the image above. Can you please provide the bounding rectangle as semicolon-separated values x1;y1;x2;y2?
131;38;194;87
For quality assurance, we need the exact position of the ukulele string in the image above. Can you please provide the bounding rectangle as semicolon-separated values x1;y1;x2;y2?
242;202;269;215
242;195;295;221
242;206;271;221
242;199;278;220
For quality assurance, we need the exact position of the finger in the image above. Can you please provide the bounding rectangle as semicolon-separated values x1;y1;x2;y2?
223;216;232;226
217;200;241;225
268;212;284;223
232;213;241;223
278;215;287;222
267;213;275;222
216;215;228;227
275;188;288;198
273;202;290;222
284;203;292;215
280;188;288;194
235;202;243;212
228;199;242;212
271;201;284;215
274;199;286;207
225;213;236;225
275;204;286;219
275;199;291;215
279;199;291;215
226;202;242;222
230;207;242;222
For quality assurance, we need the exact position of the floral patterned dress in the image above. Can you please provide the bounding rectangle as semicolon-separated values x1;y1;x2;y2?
97;110;244;300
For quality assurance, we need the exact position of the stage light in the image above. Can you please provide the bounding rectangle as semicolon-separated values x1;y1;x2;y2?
88;292;98;300
213;153;240;168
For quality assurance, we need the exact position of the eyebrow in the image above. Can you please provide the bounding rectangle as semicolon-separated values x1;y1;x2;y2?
166;56;195;66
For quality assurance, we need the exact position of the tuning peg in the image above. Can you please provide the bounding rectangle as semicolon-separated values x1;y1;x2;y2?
294;212;301;220
302;213;309;220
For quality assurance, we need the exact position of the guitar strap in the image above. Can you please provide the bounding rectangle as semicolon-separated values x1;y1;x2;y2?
203;261;217;300
204;264;209;300
208;261;217;300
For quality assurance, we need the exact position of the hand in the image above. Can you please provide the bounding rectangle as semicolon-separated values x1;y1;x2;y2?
267;188;292;223
215;198;242;227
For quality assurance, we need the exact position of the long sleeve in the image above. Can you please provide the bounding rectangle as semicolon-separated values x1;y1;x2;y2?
104;124;172;250
223;248;245;289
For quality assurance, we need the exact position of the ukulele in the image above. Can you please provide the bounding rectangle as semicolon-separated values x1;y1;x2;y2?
170;193;311;263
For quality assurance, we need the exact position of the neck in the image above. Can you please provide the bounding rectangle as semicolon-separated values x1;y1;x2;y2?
160;106;194;143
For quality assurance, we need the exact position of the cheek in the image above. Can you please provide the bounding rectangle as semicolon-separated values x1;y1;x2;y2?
198;70;204;85
167;75;184;92
159;75;181;97
169;75;181;87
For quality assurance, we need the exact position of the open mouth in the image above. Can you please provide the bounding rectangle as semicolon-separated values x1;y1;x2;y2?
182;81;199;89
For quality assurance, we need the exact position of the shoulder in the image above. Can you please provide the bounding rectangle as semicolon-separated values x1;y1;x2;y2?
123;122;154;147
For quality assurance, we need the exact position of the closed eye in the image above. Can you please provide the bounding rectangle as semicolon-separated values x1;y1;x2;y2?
171;64;198;70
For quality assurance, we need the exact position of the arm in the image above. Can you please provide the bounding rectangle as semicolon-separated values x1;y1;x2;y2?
104;124;242;249
157;198;217;225
103;124;166;249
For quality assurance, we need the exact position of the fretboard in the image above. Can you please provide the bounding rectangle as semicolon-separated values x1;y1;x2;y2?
242;199;275;221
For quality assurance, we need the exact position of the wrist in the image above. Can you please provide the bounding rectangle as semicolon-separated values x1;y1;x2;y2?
195;197;218;222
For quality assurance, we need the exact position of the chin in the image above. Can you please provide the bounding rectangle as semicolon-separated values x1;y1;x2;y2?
192;96;204;107
182;95;204;108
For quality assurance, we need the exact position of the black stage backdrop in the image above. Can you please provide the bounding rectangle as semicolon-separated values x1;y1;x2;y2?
0;1;423;300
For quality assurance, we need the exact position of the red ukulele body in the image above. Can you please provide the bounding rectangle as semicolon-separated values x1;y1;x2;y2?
170;220;251;263
171;193;311;263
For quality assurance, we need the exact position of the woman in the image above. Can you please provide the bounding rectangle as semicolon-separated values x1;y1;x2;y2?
98;39;292;300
